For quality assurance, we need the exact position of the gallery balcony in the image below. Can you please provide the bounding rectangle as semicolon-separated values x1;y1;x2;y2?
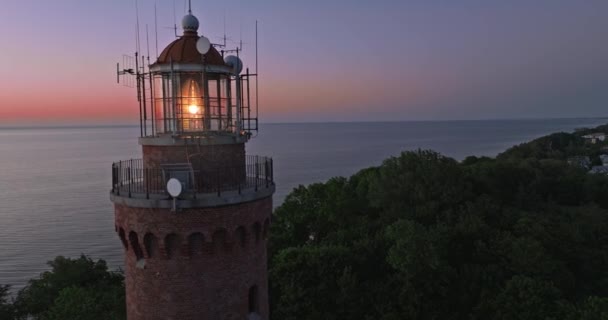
109;155;274;208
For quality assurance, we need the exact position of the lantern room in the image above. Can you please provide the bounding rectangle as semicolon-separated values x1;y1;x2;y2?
131;11;257;141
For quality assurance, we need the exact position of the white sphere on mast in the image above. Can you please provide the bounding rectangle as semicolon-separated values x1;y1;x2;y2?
182;14;199;33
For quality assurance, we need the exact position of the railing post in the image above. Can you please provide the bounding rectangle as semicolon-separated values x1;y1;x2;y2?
265;159;269;188
111;164;115;193
217;170;221;197
255;156;259;191
145;168;149;199
128;159;132;198
117;161;122;196
193;172;197;199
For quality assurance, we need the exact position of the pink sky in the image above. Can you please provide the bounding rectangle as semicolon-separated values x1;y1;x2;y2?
1;0;607;124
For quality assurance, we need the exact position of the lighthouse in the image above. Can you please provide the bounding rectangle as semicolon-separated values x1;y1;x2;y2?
111;8;274;320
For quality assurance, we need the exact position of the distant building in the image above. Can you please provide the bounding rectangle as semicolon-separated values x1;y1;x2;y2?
589;166;608;175
582;133;606;144
567;156;592;169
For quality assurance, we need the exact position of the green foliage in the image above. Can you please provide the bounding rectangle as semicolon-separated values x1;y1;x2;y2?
486;275;563;320
498;132;587;160
44;286;125;320
269;245;363;320
269;125;608;320
568;296;608;320
0;285;15;320
13;255;125;320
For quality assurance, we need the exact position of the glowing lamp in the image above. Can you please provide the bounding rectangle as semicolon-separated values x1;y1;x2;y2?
188;104;199;115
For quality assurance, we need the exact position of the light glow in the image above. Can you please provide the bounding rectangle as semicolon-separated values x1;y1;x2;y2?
188;105;199;115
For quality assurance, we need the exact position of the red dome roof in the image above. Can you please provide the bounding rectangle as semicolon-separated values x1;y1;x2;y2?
155;33;226;66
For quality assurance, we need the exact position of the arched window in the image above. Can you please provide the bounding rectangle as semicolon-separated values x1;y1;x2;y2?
164;233;180;259
212;229;228;252
235;226;247;248
129;231;144;260
262;218;270;240
118;228;128;250
252;222;261;244
144;233;158;258
188;232;204;257
248;285;259;313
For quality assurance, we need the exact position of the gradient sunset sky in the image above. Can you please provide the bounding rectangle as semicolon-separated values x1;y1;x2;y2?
0;0;607;123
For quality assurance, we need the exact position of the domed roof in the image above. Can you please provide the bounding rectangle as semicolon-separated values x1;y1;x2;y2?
154;13;226;66
156;35;226;66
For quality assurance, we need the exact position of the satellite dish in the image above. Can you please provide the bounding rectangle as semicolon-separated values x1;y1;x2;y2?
196;36;211;54
224;55;243;75
167;178;183;198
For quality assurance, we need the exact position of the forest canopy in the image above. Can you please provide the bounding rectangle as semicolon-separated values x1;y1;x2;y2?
269;126;608;320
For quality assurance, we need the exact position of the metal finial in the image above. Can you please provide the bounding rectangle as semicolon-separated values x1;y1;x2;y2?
188;0;192;14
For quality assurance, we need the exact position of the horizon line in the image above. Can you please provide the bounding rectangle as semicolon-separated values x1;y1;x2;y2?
0;116;607;130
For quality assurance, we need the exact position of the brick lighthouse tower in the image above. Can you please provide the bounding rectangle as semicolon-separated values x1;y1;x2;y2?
111;6;274;320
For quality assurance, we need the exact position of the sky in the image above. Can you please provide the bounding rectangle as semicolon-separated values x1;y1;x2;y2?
0;0;607;124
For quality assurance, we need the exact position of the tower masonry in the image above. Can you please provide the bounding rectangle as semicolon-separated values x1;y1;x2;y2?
112;10;274;320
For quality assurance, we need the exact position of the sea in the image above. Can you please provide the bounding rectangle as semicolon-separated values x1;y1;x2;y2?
0;119;606;292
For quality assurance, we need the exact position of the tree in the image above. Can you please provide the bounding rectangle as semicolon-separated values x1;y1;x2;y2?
14;255;125;320
567;296;608;320
44;286;125;320
0;285;15;320
484;276;564;320
269;124;608;320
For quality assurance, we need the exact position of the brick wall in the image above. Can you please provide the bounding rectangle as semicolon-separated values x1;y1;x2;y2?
142;143;247;189
142;143;245;169
115;197;272;320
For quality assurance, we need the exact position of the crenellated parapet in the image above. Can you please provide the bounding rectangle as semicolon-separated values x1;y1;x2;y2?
116;217;270;261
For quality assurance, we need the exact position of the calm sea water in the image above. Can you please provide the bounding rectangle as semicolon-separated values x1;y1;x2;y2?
1;119;606;291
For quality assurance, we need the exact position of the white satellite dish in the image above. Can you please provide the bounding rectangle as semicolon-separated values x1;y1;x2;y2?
167;178;183;198
224;55;243;75
196;36;211;55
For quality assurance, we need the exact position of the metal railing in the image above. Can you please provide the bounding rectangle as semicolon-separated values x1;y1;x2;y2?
111;155;273;199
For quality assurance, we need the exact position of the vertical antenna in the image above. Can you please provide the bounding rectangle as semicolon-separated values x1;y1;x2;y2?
141;55;148;136
240;21;243;51
255;21;259;74
223;9;227;47
146;24;151;59
148;55;155;135
154;2;159;58
188;0;192;14
135;0;142;136
135;52;143;137
135;0;141;53
255;20;259;124
173;0;178;37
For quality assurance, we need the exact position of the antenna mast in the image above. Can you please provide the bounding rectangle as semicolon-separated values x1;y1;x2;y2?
173;0;178;37
146;24;151;58
223;10;227;47
135;0;141;53
155;2;159;58
256;20;259;129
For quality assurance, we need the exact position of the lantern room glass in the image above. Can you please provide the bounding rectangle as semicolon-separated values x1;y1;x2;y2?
151;71;234;136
